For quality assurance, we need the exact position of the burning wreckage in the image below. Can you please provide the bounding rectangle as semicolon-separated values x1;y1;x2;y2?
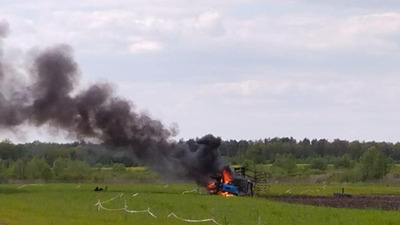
188;136;255;197
206;165;254;196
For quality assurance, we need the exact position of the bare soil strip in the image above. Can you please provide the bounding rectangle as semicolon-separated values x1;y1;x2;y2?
265;195;400;210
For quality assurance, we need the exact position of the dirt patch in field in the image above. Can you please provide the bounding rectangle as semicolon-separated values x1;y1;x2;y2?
265;194;400;210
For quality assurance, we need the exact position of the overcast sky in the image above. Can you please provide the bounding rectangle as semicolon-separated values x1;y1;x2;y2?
1;0;400;143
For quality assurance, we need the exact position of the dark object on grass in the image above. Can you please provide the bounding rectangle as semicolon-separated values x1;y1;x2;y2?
333;187;353;197
94;186;107;192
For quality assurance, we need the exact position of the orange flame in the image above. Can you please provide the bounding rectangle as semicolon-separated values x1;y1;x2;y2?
206;181;217;194
218;191;234;197
219;167;234;196
221;168;233;184
206;182;215;189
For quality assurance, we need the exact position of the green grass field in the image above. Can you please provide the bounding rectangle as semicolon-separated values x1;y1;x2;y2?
1;183;400;225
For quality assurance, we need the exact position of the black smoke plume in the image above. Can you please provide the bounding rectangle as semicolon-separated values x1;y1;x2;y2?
0;24;223;185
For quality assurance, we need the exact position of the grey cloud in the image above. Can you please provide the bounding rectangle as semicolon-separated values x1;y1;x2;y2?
0;20;9;38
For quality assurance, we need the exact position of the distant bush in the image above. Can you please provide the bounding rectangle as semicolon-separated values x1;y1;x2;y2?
62;160;92;180
0;160;7;180
112;163;126;172
268;166;287;178
243;159;255;171
271;154;297;175
26;157;51;180
52;158;70;178
334;154;355;169
360;147;389;180
310;158;327;170
12;158;28;179
339;168;362;183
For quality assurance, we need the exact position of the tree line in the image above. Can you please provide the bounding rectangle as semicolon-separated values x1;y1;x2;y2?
0;137;397;181
0;139;141;167
1;137;399;165
212;137;400;164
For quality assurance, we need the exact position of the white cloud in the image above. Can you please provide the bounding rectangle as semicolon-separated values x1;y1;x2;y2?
220;12;400;54
300;0;400;10
5;1;400;56
194;12;220;29
206;79;292;97
128;41;163;53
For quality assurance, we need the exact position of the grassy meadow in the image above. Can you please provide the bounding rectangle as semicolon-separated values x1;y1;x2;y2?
0;183;400;225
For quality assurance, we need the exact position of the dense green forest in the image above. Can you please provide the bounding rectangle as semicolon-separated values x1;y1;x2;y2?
195;137;400;163
0;137;398;182
1;137;399;165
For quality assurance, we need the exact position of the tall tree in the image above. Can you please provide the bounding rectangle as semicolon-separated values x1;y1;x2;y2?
360;146;389;180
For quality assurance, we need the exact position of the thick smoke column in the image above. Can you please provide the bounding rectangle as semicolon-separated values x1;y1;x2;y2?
0;20;8;79
0;20;21;127
0;24;223;185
